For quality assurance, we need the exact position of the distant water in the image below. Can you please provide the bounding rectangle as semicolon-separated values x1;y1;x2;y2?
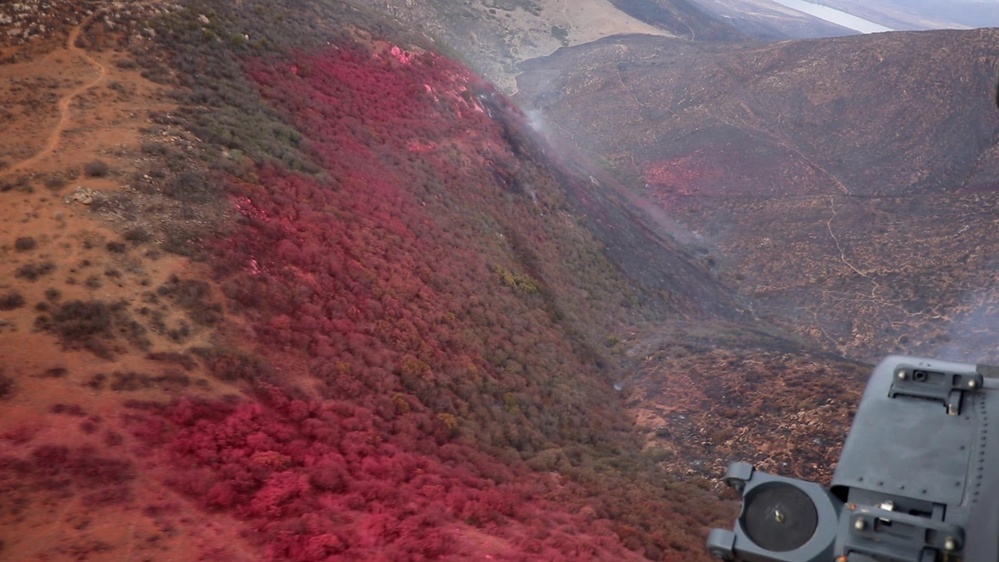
770;0;894;33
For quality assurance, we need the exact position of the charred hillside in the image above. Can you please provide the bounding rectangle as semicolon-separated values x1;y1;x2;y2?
517;29;999;363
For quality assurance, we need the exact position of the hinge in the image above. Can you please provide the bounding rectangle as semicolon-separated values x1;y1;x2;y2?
889;365;983;416
844;503;965;562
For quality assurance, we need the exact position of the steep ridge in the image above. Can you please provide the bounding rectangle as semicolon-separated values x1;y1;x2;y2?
0;1;772;560
517;30;999;363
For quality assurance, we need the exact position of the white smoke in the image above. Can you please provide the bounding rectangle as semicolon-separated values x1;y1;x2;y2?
524;108;551;136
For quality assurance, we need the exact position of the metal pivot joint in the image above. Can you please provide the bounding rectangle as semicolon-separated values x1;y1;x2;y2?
707;356;999;562
890;365;984;416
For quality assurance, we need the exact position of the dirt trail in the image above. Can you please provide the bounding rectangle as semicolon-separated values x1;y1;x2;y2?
0;4;270;560
0;11;107;179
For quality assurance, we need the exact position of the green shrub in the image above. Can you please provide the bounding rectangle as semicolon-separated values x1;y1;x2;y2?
15;261;55;281
84;160;110;177
0;370;12;398
0;291;25;310
14;236;36;251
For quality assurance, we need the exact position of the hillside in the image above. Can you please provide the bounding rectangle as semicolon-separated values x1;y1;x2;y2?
517;30;999;364
0;0;944;560
376;0;675;92
0;0;776;560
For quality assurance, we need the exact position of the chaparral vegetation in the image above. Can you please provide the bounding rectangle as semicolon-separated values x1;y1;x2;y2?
0;0;889;560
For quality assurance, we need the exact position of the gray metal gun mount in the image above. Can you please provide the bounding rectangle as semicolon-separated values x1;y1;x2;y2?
707;355;999;562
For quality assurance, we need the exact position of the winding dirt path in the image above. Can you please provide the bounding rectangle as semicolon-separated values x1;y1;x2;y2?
0;11;107;179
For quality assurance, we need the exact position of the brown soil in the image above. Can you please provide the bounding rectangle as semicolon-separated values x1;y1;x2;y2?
1;12;105;175
0;6;254;561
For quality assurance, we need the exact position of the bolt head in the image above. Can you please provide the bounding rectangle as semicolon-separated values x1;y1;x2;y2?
944;537;957;551
854;518;866;531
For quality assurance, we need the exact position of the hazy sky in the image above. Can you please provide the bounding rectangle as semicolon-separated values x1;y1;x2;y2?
827;0;999;30
772;0;894;33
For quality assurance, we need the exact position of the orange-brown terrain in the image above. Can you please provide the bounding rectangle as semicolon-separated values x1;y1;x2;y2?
0;2;258;560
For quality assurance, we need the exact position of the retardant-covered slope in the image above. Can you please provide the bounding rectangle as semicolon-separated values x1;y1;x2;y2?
0;1;748;560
